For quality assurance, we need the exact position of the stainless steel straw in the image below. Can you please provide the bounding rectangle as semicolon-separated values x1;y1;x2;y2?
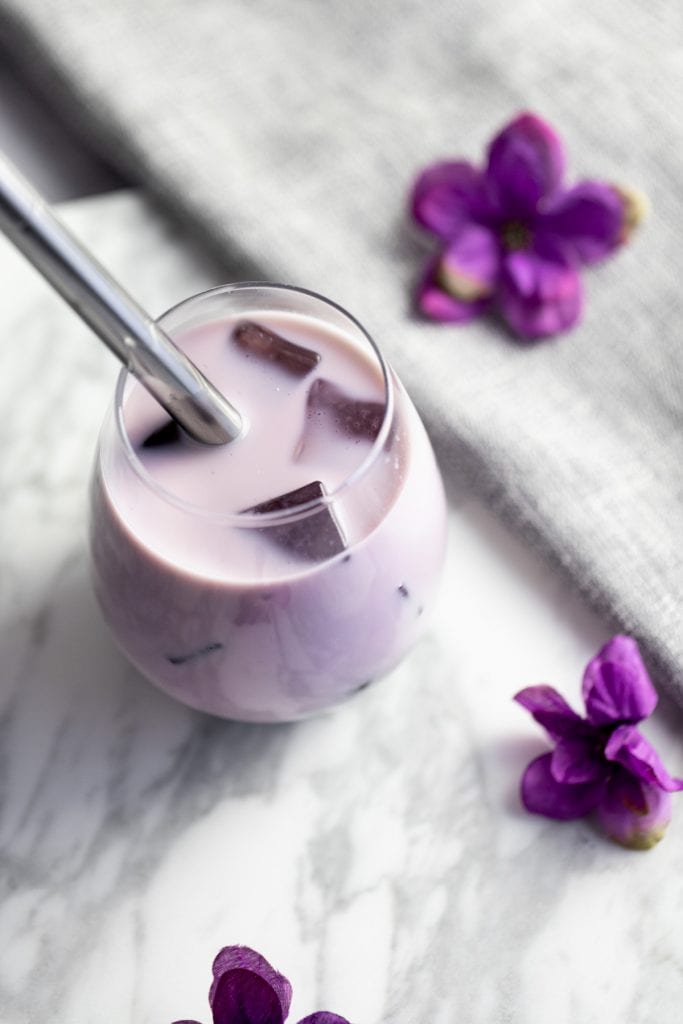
0;153;243;445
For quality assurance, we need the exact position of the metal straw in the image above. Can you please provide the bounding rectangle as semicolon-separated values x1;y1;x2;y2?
0;152;243;445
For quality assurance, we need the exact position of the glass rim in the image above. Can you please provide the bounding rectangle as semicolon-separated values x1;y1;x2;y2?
113;282;395;527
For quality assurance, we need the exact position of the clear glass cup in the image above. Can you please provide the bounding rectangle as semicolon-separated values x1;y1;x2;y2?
90;284;447;721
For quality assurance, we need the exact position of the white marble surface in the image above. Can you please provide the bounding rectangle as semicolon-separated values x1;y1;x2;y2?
0;191;682;1024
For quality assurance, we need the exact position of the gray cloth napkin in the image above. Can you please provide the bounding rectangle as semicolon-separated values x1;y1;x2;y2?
1;1;681;698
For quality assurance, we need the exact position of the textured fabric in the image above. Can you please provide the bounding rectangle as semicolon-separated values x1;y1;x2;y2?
0;2;681;697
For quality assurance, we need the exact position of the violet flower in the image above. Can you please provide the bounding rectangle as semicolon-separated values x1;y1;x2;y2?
173;946;350;1024
410;112;645;339
514;636;683;849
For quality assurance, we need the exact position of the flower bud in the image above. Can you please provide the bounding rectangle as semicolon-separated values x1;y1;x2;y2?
613;184;649;242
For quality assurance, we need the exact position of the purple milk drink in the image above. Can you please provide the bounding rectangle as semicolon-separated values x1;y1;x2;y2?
90;284;447;721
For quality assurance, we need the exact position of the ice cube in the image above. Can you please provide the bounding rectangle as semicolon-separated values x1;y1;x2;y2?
166;641;223;666
295;378;385;461
232;320;321;377
141;420;182;448
234;589;290;626
306;378;385;440
245;480;346;561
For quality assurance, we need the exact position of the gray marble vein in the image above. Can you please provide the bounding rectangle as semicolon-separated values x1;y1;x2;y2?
0;191;682;1024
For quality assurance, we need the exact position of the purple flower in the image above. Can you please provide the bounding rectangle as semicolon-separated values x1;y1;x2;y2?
173;946;350;1024
514;636;683;849
410;112;646;339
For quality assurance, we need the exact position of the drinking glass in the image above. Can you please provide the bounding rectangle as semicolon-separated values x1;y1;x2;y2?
90;284;447;721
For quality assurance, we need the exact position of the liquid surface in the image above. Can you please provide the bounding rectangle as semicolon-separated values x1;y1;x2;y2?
123;312;387;516
105;310;402;580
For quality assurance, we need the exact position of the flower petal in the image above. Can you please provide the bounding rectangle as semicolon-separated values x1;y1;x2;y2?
410;160;489;238
582;635;658;726
499;239;583;340
551;737;607;784
209;948;291;1024
416;253;490;323
520;752;604;820
539;181;629;265
211;969;284;1024
597;770;672;849
297;1015;351;1023
605;725;683;792
514;685;585;741
486;112;565;215
438;224;500;301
